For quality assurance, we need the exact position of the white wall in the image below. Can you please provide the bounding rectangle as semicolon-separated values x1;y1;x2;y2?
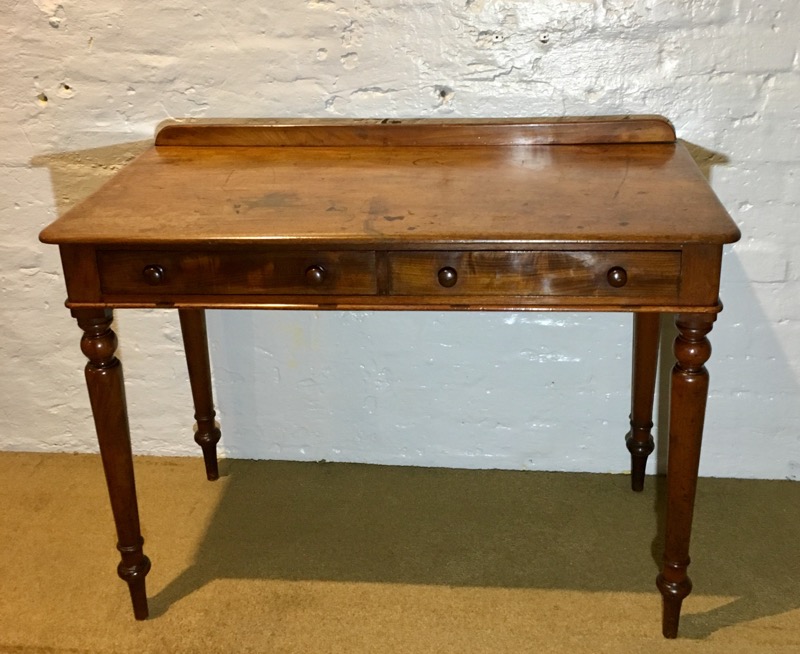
2;1;798;479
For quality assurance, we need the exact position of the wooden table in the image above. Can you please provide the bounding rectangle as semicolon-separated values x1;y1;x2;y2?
40;116;740;638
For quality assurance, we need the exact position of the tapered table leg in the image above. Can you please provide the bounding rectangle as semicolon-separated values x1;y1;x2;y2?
74;308;151;620
657;312;716;638
178;309;222;481
626;312;660;491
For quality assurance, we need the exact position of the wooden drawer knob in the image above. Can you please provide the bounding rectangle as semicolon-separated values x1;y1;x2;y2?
607;266;628;288
142;264;166;285
305;264;326;285
437;266;458;288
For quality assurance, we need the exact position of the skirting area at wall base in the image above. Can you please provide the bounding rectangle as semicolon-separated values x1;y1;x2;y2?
1;452;799;652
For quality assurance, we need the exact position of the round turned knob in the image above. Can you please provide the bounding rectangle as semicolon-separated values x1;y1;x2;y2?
607;266;628;288
142;264;166;286
305;264;326;285
437;266;458;288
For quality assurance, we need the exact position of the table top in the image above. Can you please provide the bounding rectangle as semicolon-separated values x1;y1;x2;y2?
39;116;740;249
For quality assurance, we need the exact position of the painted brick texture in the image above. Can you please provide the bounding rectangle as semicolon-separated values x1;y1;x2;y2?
2;0;798;478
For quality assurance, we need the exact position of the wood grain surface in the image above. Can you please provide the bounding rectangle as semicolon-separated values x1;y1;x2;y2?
40;141;738;247
154;115;677;147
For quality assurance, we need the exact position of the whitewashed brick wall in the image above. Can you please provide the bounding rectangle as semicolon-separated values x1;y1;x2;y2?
2;1;798;479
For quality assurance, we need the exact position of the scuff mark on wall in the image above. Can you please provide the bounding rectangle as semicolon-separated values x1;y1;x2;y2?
32;0;65;27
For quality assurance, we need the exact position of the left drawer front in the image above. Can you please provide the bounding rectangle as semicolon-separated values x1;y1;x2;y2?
97;250;377;296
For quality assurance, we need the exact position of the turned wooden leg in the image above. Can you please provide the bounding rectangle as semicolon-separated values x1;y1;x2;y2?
657;312;716;638
626;312;660;491
179;309;222;481
74;308;151;620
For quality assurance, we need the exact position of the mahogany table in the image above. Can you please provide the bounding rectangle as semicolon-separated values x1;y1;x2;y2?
39;116;740;638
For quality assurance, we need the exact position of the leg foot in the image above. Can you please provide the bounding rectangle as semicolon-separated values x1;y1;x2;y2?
195;426;222;481
118;540;152;620
657;566;692;638
626;431;655;492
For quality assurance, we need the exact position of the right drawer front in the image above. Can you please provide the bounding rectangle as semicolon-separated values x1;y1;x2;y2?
387;250;681;298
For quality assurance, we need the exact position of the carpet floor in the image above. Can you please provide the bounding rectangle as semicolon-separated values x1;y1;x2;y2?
1;451;799;653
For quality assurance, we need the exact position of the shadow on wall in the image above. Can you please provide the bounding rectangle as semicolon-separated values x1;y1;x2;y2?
31;140;151;217
681;140;731;180
33;137;799;639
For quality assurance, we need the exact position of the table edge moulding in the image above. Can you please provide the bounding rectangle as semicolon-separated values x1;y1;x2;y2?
39;115;741;639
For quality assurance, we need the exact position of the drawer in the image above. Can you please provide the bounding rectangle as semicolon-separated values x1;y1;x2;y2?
97;250;377;296
387;250;681;298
